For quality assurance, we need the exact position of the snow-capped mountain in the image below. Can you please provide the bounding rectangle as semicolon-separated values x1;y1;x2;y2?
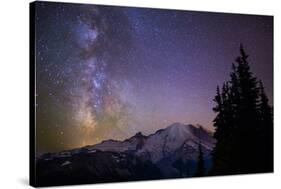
87;131;147;153
36;123;215;186
88;123;214;162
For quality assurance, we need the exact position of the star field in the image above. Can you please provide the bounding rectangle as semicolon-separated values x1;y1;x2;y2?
35;2;273;154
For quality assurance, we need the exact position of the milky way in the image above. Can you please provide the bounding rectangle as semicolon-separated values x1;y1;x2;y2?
35;2;273;154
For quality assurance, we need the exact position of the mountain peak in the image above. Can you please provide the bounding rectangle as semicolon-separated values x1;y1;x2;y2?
133;132;145;138
167;122;194;129
125;132;146;142
165;123;195;134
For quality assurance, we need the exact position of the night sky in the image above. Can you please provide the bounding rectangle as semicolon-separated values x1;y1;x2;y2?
35;2;273;154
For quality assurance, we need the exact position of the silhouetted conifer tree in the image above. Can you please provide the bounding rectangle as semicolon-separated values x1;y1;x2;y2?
194;142;205;177
258;81;273;171
210;44;273;175
172;158;185;177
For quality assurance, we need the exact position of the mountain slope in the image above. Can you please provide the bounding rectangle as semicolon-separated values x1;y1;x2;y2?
88;123;214;162
36;123;215;186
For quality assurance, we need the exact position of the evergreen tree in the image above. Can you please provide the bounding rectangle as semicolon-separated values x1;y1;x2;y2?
210;86;228;174
194;141;205;177
172;158;185;177
258;81;273;171
210;44;273;175
232;45;260;173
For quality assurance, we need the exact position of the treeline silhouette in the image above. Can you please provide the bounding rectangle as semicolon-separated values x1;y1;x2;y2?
209;44;273;175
